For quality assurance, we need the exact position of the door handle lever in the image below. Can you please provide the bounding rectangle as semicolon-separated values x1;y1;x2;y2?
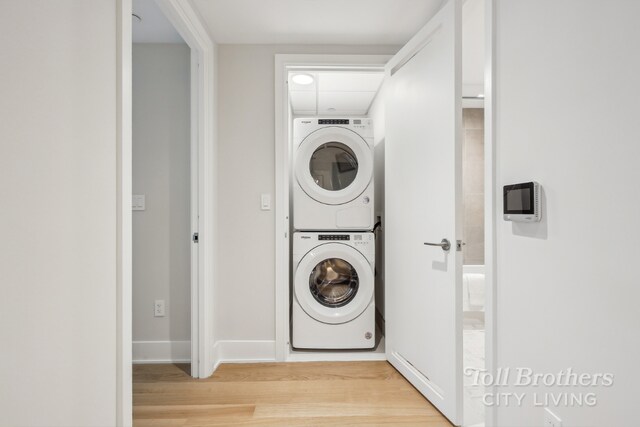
424;238;451;251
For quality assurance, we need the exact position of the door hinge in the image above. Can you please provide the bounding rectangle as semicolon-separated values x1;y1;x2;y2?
192;232;199;243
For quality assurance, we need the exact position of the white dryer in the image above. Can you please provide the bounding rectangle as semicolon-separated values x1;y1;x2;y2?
293;118;374;231
292;232;375;349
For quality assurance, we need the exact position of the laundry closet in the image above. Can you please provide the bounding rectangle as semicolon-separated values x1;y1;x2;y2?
287;70;387;358
276;2;487;425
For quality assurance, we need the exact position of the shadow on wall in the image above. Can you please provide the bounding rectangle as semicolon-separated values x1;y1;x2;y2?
374;137;385;328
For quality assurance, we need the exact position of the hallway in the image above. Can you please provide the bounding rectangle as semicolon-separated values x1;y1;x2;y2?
133;361;453;426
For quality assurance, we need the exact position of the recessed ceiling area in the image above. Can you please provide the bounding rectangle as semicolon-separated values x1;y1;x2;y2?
132;0;185;43
289;71;385;116
192;0;445;45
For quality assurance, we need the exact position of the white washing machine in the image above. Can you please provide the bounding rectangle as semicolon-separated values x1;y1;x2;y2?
292;232;375;349
293;118;374;231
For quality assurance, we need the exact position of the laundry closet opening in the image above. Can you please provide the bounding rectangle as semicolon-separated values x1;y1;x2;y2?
280;64;389;361
276;1;488;420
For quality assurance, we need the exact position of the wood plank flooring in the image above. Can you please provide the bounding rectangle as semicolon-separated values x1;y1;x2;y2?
133;361;453;426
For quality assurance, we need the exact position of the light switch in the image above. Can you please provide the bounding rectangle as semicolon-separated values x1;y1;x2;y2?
133;194;145;211
261;193;271;211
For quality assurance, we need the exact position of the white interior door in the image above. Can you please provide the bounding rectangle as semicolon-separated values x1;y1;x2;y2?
384;0;463;424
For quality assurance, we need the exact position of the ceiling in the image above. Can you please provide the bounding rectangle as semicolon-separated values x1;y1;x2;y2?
192;0;445;45
289;71;385;116
132;0;484;106
132;0;184;43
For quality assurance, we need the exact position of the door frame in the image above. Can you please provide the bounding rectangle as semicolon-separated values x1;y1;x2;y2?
274;0;497;422
116;1;132;425
155;0;217;381
484;0;497;425
274;54;392;361
116;0;217;424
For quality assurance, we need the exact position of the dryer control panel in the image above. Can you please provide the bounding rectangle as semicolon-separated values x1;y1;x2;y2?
318;119;350;125
317;233;372;245
294;117;373;139
319;234;351;241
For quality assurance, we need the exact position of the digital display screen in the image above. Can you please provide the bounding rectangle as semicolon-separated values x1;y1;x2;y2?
504;182;535;214
507;188;530;211
318;235;350;241
318;119;349;125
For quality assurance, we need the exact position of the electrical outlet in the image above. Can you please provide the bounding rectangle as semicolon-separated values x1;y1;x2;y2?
544;408;562;427
154;300;165;317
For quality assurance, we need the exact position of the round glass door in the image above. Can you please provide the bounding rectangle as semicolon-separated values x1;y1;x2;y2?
309;257;359;307
295;127;373;205
309;143;359;191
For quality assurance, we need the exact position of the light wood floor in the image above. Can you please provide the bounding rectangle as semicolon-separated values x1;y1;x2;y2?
133;361;453;426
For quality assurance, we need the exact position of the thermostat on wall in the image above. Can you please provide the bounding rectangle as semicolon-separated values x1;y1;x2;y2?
503;181;541;222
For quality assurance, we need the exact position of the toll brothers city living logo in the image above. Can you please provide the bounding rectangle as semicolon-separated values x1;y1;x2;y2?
464;367;614;407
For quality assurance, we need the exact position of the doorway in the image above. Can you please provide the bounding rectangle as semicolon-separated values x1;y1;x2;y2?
132;0;198;371
274;1;495;424
124;0;217;384
461;0;487;425
275;55;392;362
132;0;192;369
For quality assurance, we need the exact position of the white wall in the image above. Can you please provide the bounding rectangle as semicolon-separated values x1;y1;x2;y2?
216;45;399;349
132;44;191;362
494;1;640;425
0;1;117;425
462;0;485;98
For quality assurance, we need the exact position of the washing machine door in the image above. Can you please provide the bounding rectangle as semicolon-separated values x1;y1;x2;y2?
295;127;373;205
295;243;374;325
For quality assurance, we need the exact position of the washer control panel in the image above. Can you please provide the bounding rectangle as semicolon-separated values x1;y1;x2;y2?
317;234;374;243
294;232;374;258
316;234;373;247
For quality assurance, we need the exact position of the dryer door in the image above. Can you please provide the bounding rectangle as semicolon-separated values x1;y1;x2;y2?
295;243;373;324
295;127;373;205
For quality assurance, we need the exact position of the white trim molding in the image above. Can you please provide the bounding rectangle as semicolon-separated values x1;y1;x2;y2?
155;0;218;379
116;0;132;425
484;0;497;426
133;341;191;364
213;340;277;368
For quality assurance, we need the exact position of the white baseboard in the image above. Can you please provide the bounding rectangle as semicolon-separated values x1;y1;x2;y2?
212;340;276;366
133;340;190;364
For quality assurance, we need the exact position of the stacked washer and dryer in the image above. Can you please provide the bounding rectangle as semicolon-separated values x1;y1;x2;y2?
292;118;376;350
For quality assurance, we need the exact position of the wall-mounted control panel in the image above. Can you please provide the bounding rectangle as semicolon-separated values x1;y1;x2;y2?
503;181;541;222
